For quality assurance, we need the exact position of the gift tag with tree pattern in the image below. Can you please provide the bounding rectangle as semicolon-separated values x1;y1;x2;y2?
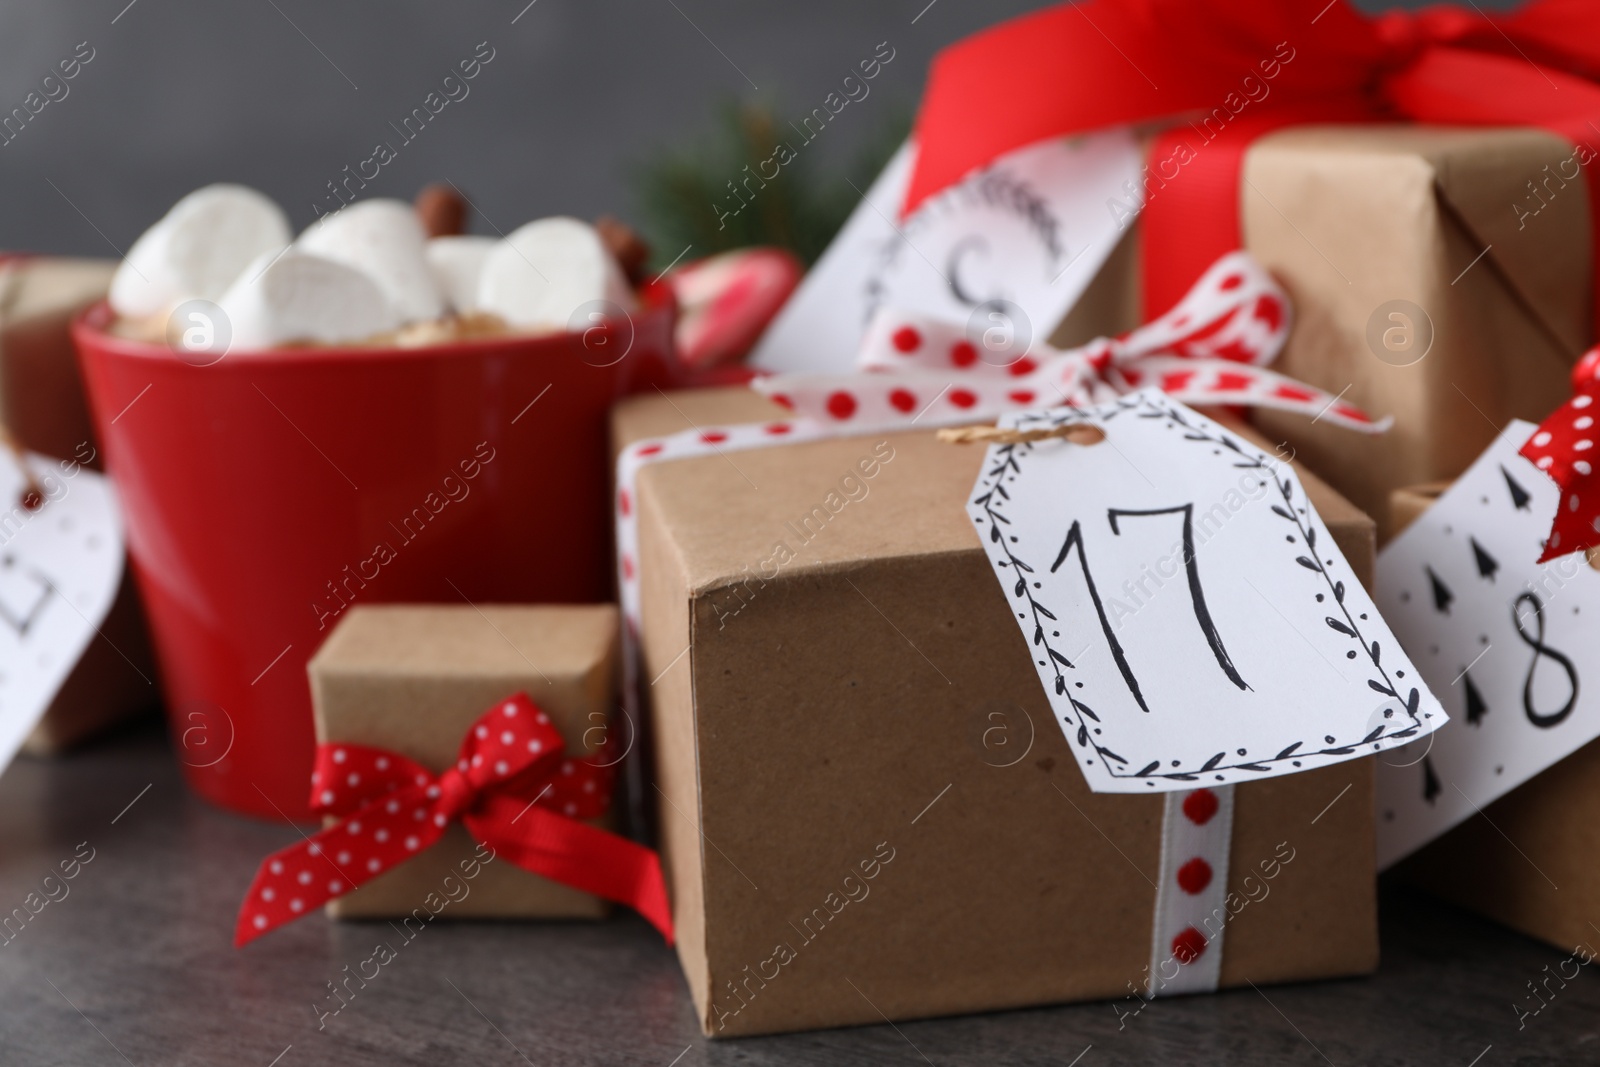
1372;421;1600;868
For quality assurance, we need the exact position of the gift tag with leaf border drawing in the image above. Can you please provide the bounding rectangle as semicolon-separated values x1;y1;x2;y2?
968;391;1446;793
1373;421;1600;868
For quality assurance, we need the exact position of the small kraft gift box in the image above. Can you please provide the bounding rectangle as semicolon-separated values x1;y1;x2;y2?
0;255;114;462
306;603;621;919
615;387;1384;1038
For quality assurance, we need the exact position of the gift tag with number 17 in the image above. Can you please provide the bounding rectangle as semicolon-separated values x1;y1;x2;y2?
968;391;1447;793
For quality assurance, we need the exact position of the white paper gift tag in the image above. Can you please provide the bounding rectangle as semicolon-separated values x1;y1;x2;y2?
1372;420;1600;868
750;129;1143;375
968;392;1446;793
0;449;123;766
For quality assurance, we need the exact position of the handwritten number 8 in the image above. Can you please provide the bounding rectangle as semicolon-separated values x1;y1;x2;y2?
1511;592;1578;729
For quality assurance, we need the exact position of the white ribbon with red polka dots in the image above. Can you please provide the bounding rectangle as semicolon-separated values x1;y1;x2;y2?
1149;786;1234;996
749;252;1389;434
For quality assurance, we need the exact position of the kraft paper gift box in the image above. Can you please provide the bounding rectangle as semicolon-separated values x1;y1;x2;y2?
1052;125;1591;540
614;386;1382;1038
307;603;619;919
0;255;156;754
1387;483;1600;955
0;255;114;462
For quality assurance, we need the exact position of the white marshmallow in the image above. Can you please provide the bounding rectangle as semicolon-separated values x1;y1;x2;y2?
218;249;398;349
297;199;444;323
110;184;291;318
476;217;635;331
425;235;496;313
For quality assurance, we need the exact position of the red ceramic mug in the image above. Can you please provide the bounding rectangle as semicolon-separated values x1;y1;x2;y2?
74;290;677;820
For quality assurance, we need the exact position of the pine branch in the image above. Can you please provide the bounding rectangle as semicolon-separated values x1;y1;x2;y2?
630;97;910;268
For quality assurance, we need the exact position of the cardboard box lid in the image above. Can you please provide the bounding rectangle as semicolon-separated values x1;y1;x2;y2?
1251;125;1590;357
0;256;115;322
308;604;619;770
310;603;617;679
0;256;115;460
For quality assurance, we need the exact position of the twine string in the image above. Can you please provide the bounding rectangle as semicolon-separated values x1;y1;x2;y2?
935;422;1107;446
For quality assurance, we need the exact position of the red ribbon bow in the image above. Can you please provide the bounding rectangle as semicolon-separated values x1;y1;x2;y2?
1520;346;1600;561
904;0;1600;320
752;251;1385;432
235;693;673;947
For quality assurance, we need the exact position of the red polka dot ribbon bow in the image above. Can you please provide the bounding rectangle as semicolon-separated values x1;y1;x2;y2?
234;693;673;947
1520;347;1600;562
751;252;1388;434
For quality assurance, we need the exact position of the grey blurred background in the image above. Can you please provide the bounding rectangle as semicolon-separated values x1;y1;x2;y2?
0;0;1514;259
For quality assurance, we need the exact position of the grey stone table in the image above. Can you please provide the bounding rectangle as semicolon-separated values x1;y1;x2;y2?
1;722;1596;1066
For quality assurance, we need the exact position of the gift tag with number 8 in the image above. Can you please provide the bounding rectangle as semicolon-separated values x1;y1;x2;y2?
1372;420;1600;868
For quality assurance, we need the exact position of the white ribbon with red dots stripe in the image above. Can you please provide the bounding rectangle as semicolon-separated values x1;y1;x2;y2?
1150;786;1234;996
615;418;841;632
749;252;1389;434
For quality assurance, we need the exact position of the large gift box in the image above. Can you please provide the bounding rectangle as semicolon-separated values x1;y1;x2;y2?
615;387;1381;1037
1052;126;1590;539
891;0;1600;541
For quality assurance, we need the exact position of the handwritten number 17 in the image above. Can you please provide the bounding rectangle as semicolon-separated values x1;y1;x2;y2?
1050;503;1248;714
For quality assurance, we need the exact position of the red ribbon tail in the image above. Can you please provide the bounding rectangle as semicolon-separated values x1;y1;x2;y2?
233;823;374;948
469;802;675;945
235;781;444;948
